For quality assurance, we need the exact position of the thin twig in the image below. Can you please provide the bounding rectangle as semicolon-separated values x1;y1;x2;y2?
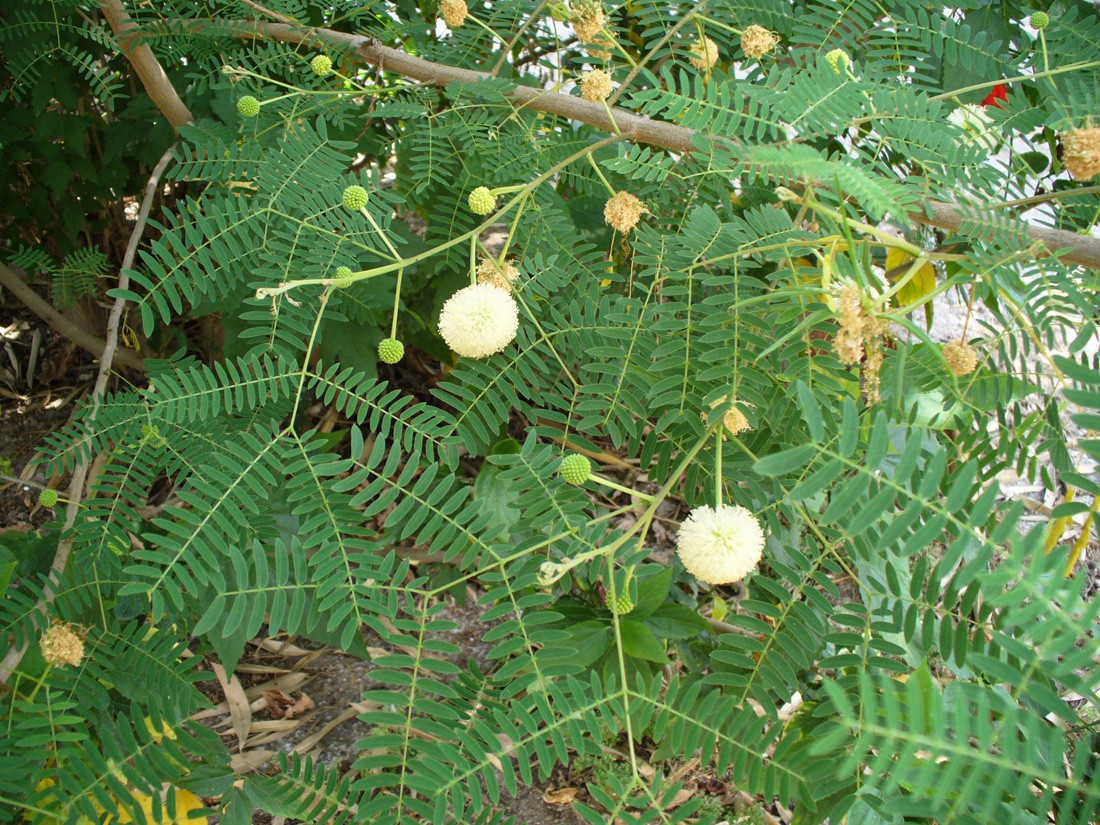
169;17;1100;271
99;0;193;129
605;0;710;108
0;263;144;371
491;0;551;76
237;0;297;26
0;147;175;686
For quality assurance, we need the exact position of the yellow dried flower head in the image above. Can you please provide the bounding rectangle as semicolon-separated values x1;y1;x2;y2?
834;329;864;365
677;504;765;585
587;42;612;61
440;0;467;28
837;282;862;331
572;3;606;43
476;257;521;293
943;340;979;376
832;280;890;402
438;283;520;358
863;331;886;404
689;37;720;71
40;620;84;668
1063;127;1100;180
580;68;614;102
706;397;753;436
834;282;865;364
740;24;779;59
604;191;647;233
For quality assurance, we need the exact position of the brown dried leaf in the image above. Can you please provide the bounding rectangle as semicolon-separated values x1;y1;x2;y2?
212;662;251;751
543;787;578;805
284;691;314;719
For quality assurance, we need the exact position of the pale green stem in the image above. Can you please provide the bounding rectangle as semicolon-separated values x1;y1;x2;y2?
775;187;925;257
695;13;740;35
591;474;654;500
359;206;401;261
927;59;1100;102
498;193;528;261
587;153;616;195
513;290;580;387
1038;30;1053;89
390;267;404;339
469;234;478;286
714;429;723;508
291;287;331;423
880;253;933;303
258;135;623;298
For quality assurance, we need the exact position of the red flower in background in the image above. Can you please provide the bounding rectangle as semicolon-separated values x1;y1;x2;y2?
982;83;1008;108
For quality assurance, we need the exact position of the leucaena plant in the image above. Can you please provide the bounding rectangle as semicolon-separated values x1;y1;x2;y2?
1;2;1098;824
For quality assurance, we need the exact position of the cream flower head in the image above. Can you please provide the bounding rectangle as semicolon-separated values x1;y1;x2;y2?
677;504;765;585
572;2;606;43
1064;127;1100;180
604;191;648;233
706;397;753;436
438;283;519;358
580;68;614;102
689;37;720;70
440;0;467;28
476;257;521;293
40;620;85;667
740;24;779;59
943;340;979;376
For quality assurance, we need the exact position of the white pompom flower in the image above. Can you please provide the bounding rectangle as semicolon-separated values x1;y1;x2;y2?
438;283;520;358
676;504;765;585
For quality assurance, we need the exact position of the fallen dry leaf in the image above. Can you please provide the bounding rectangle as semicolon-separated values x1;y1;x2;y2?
543;787;579;805
212;662;251;751
283;691;314;719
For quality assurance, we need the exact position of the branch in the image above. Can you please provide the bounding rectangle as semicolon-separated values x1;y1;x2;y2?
100;0;193;129
0;263;144;371
0;148;174;686
189;18;1100;271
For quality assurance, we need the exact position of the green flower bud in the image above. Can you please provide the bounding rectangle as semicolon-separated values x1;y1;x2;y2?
38;488;59;508
612;590;634;615
378;338;405;364
311;55;334;77
468;186;496;215
825;48;850;74
559;454;592;485
1030;11;1049;30
237;96;261;118
342;185;369;211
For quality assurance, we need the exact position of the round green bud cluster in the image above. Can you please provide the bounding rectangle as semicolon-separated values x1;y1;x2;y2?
1030;11;1049;30
825;48;850;74
335;266;353;279
237;96;261;118
559;454;592;485
468;186;496;215
342;185;369;211
378;338;405;364
38;488;59;508
311;55;333;77
612;590;634;615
